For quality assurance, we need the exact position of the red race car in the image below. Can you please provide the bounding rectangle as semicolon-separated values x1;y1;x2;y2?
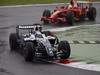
41;0;96;25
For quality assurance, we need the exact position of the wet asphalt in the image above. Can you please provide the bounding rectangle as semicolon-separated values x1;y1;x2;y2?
0;3;100;75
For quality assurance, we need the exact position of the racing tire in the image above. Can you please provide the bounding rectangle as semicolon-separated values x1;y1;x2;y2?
43;9;51;17
9;33;19;51
66;11;74;25
58;41;70;59
42;10;51;23
23;42;36;61
87;7;96;20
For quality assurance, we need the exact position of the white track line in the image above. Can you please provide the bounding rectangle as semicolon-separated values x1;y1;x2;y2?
45;24;100;32
46;26;79;32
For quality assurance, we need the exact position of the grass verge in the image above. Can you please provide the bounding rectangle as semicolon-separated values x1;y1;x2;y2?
55;26;100;41
0;0;100;6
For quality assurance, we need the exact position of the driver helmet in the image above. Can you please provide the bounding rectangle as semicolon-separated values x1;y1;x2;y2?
70;0;78;7
67;4;72;9
35;31;43;38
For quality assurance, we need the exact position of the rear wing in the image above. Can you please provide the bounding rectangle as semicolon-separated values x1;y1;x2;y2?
16;23;42;34
77;1;90;3
16;24;42;29
77;1;93;6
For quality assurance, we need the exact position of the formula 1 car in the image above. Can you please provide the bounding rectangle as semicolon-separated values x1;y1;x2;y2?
41;1;96;25
9;23;71;61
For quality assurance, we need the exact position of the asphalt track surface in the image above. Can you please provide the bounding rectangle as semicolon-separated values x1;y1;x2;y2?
0;3;100;75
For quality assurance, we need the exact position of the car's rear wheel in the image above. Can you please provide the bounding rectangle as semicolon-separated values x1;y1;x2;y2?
9;33;19;51
66;11;74;25
42;10;51;23
58;41;71;59
87;7;96;20
23;42;36;61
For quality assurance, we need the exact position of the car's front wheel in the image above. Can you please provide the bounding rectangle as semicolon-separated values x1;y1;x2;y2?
42;9;51;23
58;41;71;59
23;42;36;61
66;11;74;25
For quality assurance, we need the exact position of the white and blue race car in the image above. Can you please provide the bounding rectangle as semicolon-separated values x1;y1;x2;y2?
9;23;71;61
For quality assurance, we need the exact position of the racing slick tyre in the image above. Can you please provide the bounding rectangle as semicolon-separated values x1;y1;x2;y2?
42;10;51;23
43;9;51;17
66;11;74;25
87;7;96;20
23;42;36;61
58;41;70;59
9;33;19;51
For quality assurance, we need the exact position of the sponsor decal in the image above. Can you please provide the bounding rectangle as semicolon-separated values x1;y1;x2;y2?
19;26;35;29
18;25;41;29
